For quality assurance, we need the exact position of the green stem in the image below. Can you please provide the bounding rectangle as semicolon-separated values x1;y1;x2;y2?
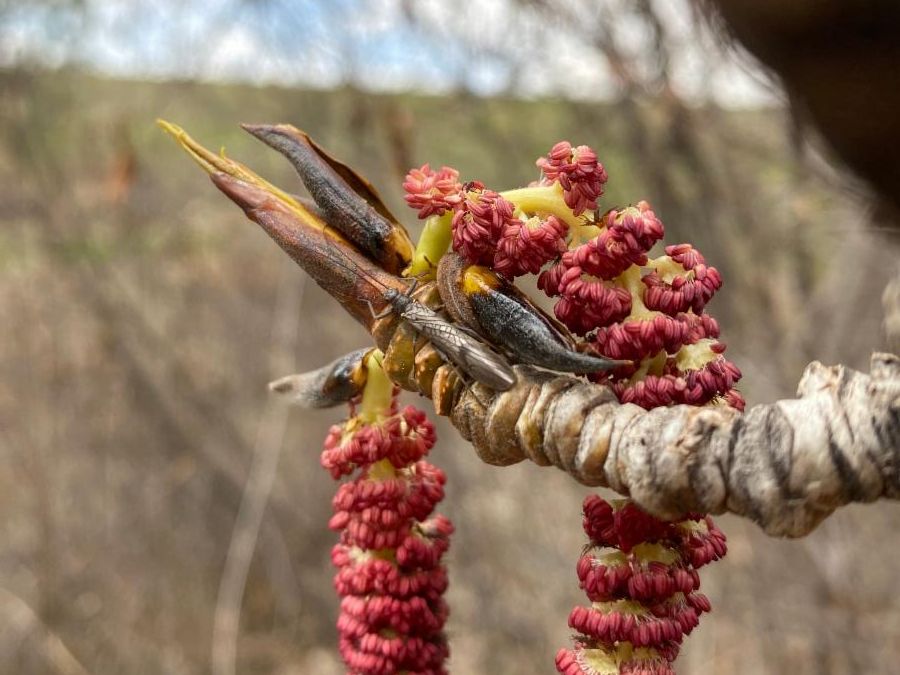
358;350;394;423
500;183;583;229
405;213;453;279
674;339;720;373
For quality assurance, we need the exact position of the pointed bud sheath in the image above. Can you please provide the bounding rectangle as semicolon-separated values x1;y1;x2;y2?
242;123;415;275
209;172;407;343
269;348;373;408
158;121;408;340
437;252;629;374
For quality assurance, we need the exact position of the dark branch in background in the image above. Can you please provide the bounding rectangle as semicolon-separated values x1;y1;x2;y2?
700;0;900;222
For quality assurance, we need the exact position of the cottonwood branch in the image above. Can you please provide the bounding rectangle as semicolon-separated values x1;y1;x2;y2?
447;354;899;537
168;128;900;540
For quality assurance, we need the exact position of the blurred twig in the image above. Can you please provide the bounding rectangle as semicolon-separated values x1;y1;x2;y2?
0;589;93;675
211;258;304;675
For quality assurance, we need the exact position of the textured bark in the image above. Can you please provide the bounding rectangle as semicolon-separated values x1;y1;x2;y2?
444;353;900;538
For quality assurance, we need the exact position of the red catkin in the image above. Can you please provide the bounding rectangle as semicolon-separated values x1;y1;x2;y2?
324;394;452;675
397;140;741;674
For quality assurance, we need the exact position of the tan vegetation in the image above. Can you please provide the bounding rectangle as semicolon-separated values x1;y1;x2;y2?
1;68;898;674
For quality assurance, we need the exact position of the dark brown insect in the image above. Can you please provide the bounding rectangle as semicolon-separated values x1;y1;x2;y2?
322;233;517;392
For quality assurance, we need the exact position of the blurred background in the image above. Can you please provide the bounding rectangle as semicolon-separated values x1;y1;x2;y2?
1;1;899;673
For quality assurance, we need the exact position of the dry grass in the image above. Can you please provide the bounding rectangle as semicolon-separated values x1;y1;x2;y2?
1;68;898;674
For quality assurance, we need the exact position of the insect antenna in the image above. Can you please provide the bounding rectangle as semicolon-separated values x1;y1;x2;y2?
319;225;424;302
319;224;391;293
317;224;418;322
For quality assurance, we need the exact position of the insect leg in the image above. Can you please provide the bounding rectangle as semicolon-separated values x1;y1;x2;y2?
424;339;494;408
365;299;394;320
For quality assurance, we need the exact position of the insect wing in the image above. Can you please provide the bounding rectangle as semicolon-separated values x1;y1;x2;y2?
402;305;516;391
453;334;517;391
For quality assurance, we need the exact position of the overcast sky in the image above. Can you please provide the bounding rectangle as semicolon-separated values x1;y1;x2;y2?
0;0;778;107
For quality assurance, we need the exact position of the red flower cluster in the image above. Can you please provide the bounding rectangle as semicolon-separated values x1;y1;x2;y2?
555;496;726;675
611;357;743;410
450;183;518;266
494;215;568;277
403;168;568;278
401;140;740;674
403;164;463;219
537;140;609;215
642;245;723;315
322;398;453;675
545;268;633;335
538;203;663;335
405;143;743;408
